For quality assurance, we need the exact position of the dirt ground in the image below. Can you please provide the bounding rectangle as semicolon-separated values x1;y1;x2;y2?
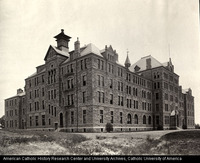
0;129;199;155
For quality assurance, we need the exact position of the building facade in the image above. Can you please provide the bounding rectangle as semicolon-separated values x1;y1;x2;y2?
4;29;195;132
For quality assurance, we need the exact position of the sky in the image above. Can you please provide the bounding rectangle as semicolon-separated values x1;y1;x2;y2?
0;0;199;124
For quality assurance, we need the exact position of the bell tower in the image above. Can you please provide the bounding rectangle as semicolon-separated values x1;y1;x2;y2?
54;29;71;52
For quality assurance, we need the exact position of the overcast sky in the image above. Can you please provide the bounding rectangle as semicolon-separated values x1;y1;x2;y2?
0;0;199;124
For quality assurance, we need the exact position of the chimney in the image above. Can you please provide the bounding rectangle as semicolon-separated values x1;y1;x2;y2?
17;88;23;95
146;58;151;69
74;37;80;54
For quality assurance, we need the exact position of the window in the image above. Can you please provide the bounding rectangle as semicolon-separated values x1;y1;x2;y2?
121;82;123;91
98;91;101;103
67;78;74;89
121;96;124;106
110;94;113;104
100;110;103;123
118;96;120;106
35;116;39;126
49;105;51;114
101;76;104;86
111;111;113;123
134;114;138;124
110;79;113;89
120;112;123;124
148;116;151;124
42;115;45;126
170;95;173;102
165;104;168;111
70;64;73;72
71;94;74;105
127;114;132;124
42;75;44;83
84;58;87;69
54;107;56;117
156;104;159;111
97;59;100;69
54;89;56;99
29;103;32;112
83;75;86;86
102;92;105;103
98;75;100;86
165;93;168;100
30;117;32;126
67;95;70;105
101;60;104;70
42;100;45;110
156;116;159;125
118;81;120;90
51;106;53;115
51;90;53;99
42;88;45;96
136;101;138;109
156;93;159;100
49;119;51;125
83;92;86;103
71;111;74;124
143;115;146;124
81;60;83;70
83;110;86;124
29;80;32;88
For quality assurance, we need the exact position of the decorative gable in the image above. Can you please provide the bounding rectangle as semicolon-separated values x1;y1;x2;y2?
103;45;118;62
44;46;57;61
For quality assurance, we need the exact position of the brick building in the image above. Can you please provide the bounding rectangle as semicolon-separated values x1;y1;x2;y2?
4;29;195;132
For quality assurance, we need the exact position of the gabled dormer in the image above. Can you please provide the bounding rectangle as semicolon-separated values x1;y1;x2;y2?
44;45;69;62
101;45;118;63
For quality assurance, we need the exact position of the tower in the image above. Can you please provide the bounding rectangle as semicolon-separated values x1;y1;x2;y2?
125;50;131;68
54;29;71;52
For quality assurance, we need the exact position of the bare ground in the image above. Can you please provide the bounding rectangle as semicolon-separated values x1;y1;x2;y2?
0;129;199;155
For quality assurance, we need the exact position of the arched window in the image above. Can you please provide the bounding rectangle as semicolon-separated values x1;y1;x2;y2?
148;116;151;124
143;115;146;124
134;114;138;124
127;114;132;124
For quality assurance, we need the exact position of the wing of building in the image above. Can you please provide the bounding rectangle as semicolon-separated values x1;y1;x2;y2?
4;29;195;132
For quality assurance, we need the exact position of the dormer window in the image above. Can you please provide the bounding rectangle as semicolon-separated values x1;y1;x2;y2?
134;65;140;72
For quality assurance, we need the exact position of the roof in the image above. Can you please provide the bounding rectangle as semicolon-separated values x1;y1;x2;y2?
182;88;191;94
27;68;46;79
5;92;26;100
129;55;168;72
61;43;103;64
81;43;102;57
51;46;69;57
54;29;71;40
125;55;131;65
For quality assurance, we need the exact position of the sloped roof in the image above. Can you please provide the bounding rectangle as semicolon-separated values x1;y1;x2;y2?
61;43;103;64
80;43;102;57
54;29;71;40
6;92;26;99
125;55;131;65
129;55;166;72
51;46;69;57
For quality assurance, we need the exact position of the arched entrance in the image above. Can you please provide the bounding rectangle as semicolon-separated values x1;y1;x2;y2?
60;113;63;128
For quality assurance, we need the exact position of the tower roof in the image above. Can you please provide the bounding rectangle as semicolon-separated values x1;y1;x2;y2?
125;54;131;66
54;29;71;40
